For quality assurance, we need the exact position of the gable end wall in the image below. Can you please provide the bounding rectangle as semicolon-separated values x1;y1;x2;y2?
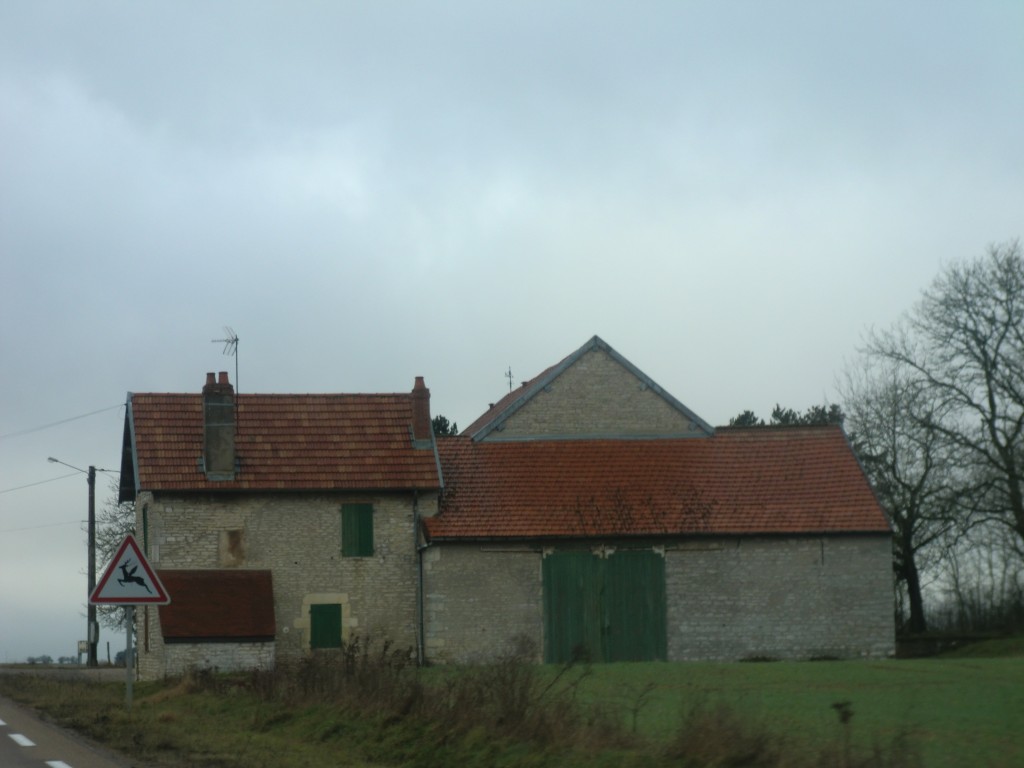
492;348;704;439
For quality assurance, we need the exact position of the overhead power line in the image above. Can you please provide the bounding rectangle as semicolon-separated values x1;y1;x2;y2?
0;466;120;496
0;403;123;440
0;519;85;534
0;472;83;495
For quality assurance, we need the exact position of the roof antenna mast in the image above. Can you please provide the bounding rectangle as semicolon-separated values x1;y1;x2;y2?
505;366;514;393
211;326;239;394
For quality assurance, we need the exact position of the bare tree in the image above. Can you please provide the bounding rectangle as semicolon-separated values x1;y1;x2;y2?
96;480;136;630
841;358;962;632
867;241;1024;553
933;523;1024;632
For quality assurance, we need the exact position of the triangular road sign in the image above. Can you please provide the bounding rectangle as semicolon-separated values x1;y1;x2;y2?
90;535;170;605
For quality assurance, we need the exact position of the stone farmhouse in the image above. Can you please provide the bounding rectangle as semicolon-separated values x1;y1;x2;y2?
119;336;894;678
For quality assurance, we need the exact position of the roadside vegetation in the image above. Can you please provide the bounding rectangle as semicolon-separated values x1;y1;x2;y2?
2;636;1023;768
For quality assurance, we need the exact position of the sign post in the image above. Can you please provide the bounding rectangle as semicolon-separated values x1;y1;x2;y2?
125;605;134;709
90;535;170;709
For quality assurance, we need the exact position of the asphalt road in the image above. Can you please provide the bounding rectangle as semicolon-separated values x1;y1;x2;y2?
0;668;138;768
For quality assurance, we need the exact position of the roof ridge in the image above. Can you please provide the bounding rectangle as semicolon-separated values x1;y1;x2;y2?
134;391;414;398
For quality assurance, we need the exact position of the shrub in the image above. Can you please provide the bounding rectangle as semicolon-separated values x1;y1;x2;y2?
665;699;788;767
249;635;420;714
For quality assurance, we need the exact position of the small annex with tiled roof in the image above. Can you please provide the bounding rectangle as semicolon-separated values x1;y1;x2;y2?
158;570;276;642
419;337;895;665
120;371;441;679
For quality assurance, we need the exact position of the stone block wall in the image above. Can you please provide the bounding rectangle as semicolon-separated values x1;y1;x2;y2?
666;535;895;660
135;490;427;679
422;535;894;665
160;642;274;677
494;348;705;439
422;543;543;663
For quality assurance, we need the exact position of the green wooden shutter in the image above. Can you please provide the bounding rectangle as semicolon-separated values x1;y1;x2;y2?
341;503;374;557
310;604;342;649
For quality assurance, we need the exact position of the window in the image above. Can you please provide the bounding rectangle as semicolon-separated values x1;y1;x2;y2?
309;604;342;649
341;503;374;557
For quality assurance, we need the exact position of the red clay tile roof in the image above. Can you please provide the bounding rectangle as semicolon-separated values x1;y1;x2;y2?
460;361;562;438
127;392;440;493
158;570;275;641
425;426;890;539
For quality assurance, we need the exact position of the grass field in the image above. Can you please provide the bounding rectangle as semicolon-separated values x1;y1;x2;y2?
1;643;1022;767
570;656;1024;767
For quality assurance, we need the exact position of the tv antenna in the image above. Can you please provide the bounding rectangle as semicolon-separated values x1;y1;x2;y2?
505;366;514;393
211;327;239;394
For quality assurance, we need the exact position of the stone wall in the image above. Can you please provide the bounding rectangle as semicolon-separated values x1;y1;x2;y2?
422;535;894;664
494;347;705;439
161;642;274;677
666;535;895;660
422;542;544;663
135;490;430;679
133;489;893;675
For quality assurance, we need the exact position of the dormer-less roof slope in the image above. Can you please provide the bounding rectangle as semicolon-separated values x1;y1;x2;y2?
461;335;714;441
122;392;440;499
426;425;890;540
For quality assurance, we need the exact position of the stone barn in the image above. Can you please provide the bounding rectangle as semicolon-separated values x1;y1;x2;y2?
421;336;894;663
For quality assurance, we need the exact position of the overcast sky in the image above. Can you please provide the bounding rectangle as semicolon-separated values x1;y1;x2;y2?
1;1;1021;663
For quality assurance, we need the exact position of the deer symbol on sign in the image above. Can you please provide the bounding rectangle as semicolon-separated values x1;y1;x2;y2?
117;558;153;594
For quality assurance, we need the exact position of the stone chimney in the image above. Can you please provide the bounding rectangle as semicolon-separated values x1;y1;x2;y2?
411;376;431;442
203;371;236;479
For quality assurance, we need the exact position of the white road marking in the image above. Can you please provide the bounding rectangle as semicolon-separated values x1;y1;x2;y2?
4;717;78;767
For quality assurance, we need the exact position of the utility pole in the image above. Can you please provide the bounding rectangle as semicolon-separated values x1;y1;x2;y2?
49;456;104;668
87;465;98;667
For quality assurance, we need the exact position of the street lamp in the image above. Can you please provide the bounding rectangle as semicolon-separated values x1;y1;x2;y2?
48;456;111;667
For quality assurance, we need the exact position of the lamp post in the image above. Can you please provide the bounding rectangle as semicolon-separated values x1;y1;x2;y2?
48;456;109;667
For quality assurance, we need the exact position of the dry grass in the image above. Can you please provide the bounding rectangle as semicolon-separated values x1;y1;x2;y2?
0;638;942;768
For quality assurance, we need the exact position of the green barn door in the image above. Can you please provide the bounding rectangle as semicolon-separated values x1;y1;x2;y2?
543;550;666;663
604;550;667;662
543;551;604;663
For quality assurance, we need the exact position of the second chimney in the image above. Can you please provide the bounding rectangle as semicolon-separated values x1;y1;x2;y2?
412;376;431;442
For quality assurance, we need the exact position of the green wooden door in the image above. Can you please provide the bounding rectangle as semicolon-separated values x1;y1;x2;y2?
543;551;604;662
310;603;342;649
604;550;667;662
543;550;666;663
